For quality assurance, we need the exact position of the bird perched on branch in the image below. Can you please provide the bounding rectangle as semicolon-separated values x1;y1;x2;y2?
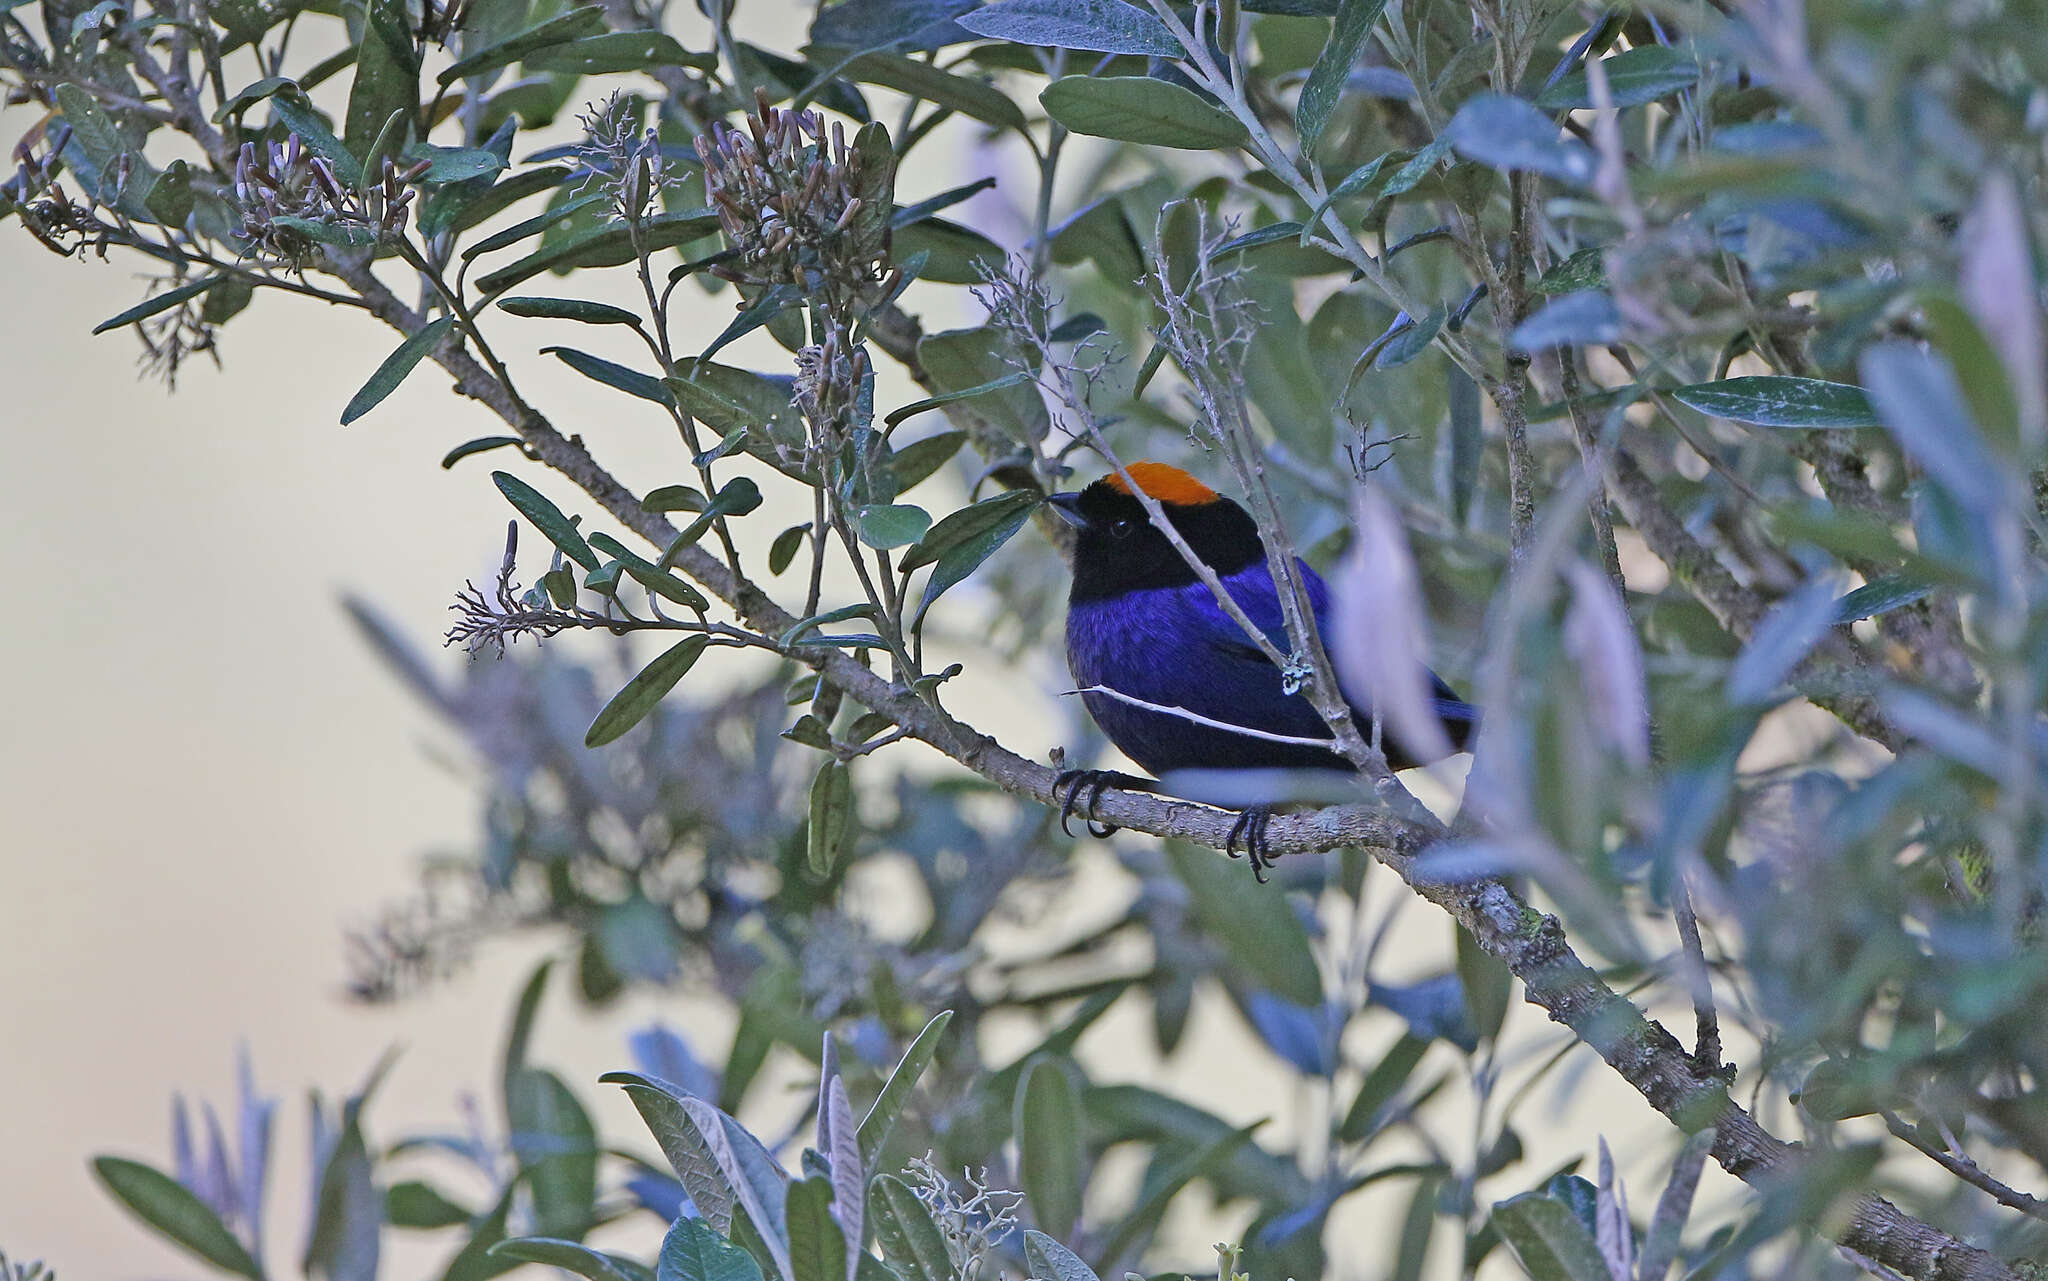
1048;461;1478;881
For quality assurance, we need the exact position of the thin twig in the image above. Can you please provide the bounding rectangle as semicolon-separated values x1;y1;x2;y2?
1063;686;1347;750
1880;1111;2048;1224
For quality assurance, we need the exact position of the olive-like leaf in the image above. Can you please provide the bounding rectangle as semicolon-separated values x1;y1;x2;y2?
93;1157;265;1280
1039;76;1249;149
586;636;712;746
493;470;599;570
341;317;456;424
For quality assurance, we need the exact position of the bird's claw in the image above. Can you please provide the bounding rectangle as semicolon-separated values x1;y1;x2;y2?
1226;806;1276;885
1053;769;1143;838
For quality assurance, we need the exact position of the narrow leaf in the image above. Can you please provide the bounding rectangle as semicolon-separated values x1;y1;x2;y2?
341;317;456;424
1670;376;1876;428
1039;76;1249;149
92;276;222;335
858;1010;955;1162
1296;0;1389;153
586;636;712;746
493;470;599;570
93;1157;264;1280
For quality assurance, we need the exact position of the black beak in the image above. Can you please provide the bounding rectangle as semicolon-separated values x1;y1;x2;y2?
1046;491;1090;529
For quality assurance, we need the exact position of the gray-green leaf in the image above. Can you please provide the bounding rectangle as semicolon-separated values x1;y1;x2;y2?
341;317;456;424
586;636;711;746
1040;76;1249;149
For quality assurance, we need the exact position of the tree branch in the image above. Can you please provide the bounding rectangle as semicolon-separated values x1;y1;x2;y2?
325;259;2023;1281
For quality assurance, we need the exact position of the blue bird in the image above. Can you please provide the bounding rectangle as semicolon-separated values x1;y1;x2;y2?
1048;462;1478;879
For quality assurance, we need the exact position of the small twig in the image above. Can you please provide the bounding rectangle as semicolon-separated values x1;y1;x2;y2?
1671;881;1723;1078
1880;1111;2048;1224
1062;686;1347;750
1556;347;1625;594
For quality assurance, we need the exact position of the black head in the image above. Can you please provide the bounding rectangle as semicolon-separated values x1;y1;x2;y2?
1048;462;1263;602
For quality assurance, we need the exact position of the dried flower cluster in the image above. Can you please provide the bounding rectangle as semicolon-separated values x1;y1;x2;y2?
575;92;672;222
234;134;420;263
698;94;899;315
904;1155;1021;1281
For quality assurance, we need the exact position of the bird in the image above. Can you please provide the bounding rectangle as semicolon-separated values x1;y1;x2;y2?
1046;461;1478;881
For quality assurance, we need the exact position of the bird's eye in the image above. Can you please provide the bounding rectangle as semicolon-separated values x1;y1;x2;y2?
1109;518;1136;539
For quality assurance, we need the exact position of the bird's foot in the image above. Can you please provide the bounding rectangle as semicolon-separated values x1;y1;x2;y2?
1052;769;1149;838
1226;806;1277;885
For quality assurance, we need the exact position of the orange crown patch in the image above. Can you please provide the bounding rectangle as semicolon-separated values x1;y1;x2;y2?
1102;462;1220;506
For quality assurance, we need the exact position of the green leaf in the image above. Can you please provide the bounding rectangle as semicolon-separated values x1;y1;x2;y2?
586;636;712;746
905;490;1037;626
345;0;420;163
1670;375;1877;428
524;30;715;74
1040;76;1249;149
387;1179;474;1227
1488;1192;1613;1281
658;1218;763;1281
1166;841;1321;1006
956;0;1182;55
490;1239;654;1281
498;296;642;325
462;192;608;260
808;758;855;877
891;217;1005;285
439;1184;516;1281
341;317;456;424
871;1175;953;1281
834;53;1024;129
493;470;599;571
1340;1033;1430;1140
1834;574;1934;623
1535;45;1700;110
92;1157;265;1280
544;346;673;406
271;90;363;186
666;360;800;437
1444;92;1594;184
439;4;607;82
273;215;381;246
701;285;802;360
423;166;572;240
508;1068;598;1237
885;373;1035;428
656;478;764;563
604;1076;736;1232
404;144;506;184
917;328;1048;442
474;209;723;293
1217;221;1306;253
303;1091;380;1281
588;533;712;611
213;75;295;121
850;503;932;549
784;1176;848;1281
1016;1058;1084;1240
1295;0;1389;152
1507;291;1618;353
1021;1231;1100;1281
889;431;967;492
92;276;222;335
1534;246;1606;295
769;524;810;575
442;436;526;468
144;159;197;225
857;1009;953;1163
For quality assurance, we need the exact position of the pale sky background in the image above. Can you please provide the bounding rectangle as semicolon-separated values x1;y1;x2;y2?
0;51;1734;1279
